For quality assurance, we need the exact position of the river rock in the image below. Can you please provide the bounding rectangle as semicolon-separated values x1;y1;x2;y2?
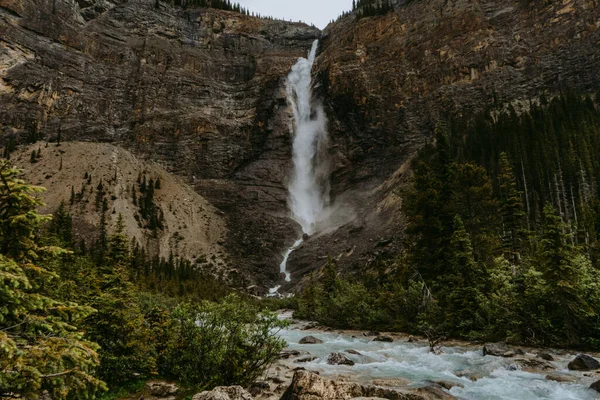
427;380;464;390
280;350;302;359
372;335;394;343
545;374;578;383
347;349;362;355
192;386;253;400
568;354;600;371
483;342;509;357
281;370;457;400
295;356;317;363
371;378;411;387
146;381;179;397
590;380;600;392
455;371;482;381
249;382;270;397
366;331;380;336
299;335;324;344
538;352;555;361
327;352;355;366
514;358;555;372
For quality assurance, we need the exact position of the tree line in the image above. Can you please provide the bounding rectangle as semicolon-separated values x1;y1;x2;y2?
295;93;600;349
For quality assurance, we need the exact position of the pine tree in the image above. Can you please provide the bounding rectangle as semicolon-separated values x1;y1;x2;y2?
498;152;528;270
0;160;105;398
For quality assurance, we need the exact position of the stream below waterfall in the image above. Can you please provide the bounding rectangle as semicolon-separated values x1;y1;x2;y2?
275;313;599;400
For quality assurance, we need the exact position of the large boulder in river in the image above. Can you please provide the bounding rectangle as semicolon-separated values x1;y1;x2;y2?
590;380;600;393
372;335;394;343
281;370;456;400
192;386;253;400
327;352;355;366
299;335;324;344
482;342;509;357
568;354;600;371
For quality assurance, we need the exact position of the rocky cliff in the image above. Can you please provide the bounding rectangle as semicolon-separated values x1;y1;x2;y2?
286;0;600;285
0;0;319;288
1;0;599;291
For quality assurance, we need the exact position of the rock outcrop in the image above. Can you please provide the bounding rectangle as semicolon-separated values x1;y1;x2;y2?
299;335;324;344
281;370;457;400
192;386;253;400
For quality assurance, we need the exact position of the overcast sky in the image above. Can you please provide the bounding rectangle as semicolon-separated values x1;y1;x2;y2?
237;0;353;29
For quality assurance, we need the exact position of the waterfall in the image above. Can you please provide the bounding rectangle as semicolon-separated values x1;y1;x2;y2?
287;40;330;235
269;39;330;295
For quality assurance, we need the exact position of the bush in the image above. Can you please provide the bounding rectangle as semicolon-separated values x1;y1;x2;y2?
159;294;287;389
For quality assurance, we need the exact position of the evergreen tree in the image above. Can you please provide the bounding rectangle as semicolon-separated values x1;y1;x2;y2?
0;160;105;398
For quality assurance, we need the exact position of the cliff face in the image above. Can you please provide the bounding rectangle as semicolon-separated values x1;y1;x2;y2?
0;0;319;288
286;0;600;283
2;0;600;291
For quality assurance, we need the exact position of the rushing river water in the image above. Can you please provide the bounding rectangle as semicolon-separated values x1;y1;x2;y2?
276;317;598;400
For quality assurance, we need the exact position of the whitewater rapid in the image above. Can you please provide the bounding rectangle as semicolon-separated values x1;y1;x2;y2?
277;321;598;400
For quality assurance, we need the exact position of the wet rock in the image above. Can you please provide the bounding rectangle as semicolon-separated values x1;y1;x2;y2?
372;335;394;343
483;342;509;357
426;380;464;390
295;356;317;363
538;352;555;361
366;331;380;336
514;357;555;372
545;374;578;383
347;349;362;355
590;380;600;393
455;371;482;381
299;335;323;344
280;350;301;359
192;386;253;400
146;381;179;397
327;352;355;366
407;336;417;343
568;354;600;371
371;378;411;387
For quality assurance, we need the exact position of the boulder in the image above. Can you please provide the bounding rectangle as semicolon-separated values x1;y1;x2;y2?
372;335;394;343
347;349;362;355
590;380;600;393
146;381;179;397
295;356;317;363
514;357;555;372
545;374;578;383
327;352;355;366
427;380;464;390
568;354;600;371
249;382;270;397
299;335;324;344
538;352;555;361
482;342;509;357
281;370;456;400
280;349;301;359
192;386;253;400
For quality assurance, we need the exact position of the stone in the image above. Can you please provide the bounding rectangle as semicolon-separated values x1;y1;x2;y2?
372;335;394;343
407;336;417;342
295;356;317;363
513;357;555;372
371;378;411;387
146;381;179;397
538;352;555;361
280;350;302;359
249;382;270;397
455;371;482;381
327;352;355;366
281;370;457;400
347;349;362;355
568;354;600;371
483;342;509;357
366;331;381;336
590;380;600;393
545;374;578;383
299;335;324;344
192;386;253;400
427;380;464;390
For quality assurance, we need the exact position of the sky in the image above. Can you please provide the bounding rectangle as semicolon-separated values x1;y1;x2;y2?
237;0;354;29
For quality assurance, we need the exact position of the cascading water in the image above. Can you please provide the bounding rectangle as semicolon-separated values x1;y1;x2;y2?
269;40;330;295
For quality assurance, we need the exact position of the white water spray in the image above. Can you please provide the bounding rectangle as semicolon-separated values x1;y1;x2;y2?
270;40;330;295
